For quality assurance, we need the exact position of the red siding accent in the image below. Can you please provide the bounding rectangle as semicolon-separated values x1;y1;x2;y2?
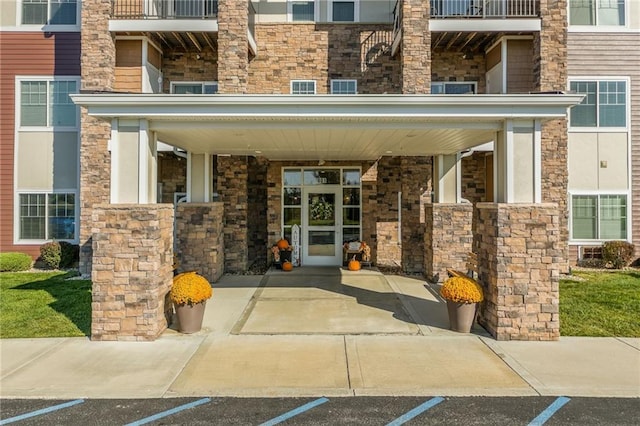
0;32;80;257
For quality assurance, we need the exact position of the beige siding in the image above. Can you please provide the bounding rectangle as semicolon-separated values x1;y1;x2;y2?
17;132;78;190
0;1;16;26
568;32;640;254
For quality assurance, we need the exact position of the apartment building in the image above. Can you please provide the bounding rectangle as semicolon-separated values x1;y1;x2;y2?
0;0;636;341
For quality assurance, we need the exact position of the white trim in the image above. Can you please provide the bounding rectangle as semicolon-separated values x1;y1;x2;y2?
436;155;445;203
16;76;80;131
501;39;508;95
567;0;629;29
330;79;358;94
568;76;630;131
504;120;514;203
186;152;192;203
455;152;462;204
170;81;219;94
568;191;632;243
142;40;150;93
14;0;81;32
430;19;540;32
290;80;317;95
533;119;542;203
203;153;211;202
110;118;119;203
138;119;150;203
108;19;218;32
14;189;79;244
287;0;317;22
327;0;360;23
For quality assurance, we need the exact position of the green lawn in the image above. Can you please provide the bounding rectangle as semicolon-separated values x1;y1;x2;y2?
560;270;640;337
0;272;91;338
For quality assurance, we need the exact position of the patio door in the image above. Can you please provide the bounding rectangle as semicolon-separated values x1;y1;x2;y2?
302;187;342;266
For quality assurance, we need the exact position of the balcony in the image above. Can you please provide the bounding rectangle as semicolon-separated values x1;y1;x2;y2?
112;0;218;20
392;0;540;56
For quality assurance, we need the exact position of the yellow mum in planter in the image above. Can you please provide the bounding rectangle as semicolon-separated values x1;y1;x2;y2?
170;271;212;306
440;276;484;304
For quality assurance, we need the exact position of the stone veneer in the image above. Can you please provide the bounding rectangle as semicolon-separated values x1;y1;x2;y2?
158;152;187;203
424;204;473;283
401;0;430;93
400;157;432;273
91;204;174;341
475;203;561;341
431;51;486;94
79;0;115;275
175;203;224;283
247;157;269;266
218;0;248;93
218;156;249;272
162;48;218;93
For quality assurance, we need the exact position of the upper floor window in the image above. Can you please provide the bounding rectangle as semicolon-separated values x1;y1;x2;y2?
22;0;78;25
289;1;315;21
170;82;218;94
432;82;477;94
571;194;627;241
569;0;625;26
329;0;359;22
570;80;626;128
20;79;78;128
331;79;357;94
291;80;316;95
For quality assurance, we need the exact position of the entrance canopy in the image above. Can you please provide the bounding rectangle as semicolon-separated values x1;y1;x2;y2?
72;93;583;160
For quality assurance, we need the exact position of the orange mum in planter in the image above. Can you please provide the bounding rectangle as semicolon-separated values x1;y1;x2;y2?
440;276;484;304
170;271;212;306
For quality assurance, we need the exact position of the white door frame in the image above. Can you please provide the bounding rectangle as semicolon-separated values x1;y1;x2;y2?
302;185;343;266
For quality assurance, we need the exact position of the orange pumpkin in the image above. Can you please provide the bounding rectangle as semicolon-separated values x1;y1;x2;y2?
282;261;293;271
348;256;361;271
277;238;289;250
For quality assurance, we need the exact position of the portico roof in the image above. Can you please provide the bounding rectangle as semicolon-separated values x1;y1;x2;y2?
72;93;583;160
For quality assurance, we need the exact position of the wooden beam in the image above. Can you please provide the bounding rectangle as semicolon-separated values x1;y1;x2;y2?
186;32;202;51
445;32;462;50
172;32;188;50
432;32;447;50
154;32;171;48
458;32;476;52
202;32;216;51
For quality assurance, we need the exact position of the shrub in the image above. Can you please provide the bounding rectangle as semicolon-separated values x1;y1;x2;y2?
40;241;61;269
602;241;635;269
170;271;212;306
576;258;606;269
440;276;484;304
0;252;33;272
59;241;79;268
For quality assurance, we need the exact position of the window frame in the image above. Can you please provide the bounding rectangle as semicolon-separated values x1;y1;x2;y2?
327;0;360;23
568;77;629;131
568;0;627;28
18;0;81;31
431;81;478;94
569;191;630;243
170;81;219;94
288;0;318;22
290;80;317;95
330;79;358;95
15;190;79;244
15;76;80;131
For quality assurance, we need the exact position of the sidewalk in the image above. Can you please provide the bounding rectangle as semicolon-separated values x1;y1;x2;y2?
1;270;638;399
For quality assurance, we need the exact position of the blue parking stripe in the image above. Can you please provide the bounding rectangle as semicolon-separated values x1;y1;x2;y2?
528;396;571;426
259;397;329;426
125;397;211;426
386;396;445;426
0;399;84;425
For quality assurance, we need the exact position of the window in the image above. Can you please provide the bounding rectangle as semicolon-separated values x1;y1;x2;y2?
20;79;78;128
431;82;477;94
170;82;218;94
569;0;625;26
19;193;76;241
331;79;357;94
290;1;315;21
570;80;626;128
291;80;316;95
22;0;78;25
571;194;627;240
329;0;358;22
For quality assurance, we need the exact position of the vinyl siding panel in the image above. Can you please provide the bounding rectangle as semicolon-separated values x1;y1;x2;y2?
0;32;80;256
568;32;640;259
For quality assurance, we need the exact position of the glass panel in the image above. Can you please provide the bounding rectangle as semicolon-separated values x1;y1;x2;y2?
283;169;302;186
50;0;77;25
172;84;203;94
308;230;335;256
600;195;626;239
445;83;475;94
572;195;597;239
308;193;335;226
331;80;356;94
49;81;77;127
304;169;340;185
570;81;597;127
47;193;75;239
284;188;301;205
332;1;354;21
283;207;301;226
342;188;360;206
342;169;360;186
599;81;626;127
598;0;625;25
22;0;47;24
21;81;47;126
203;83;218;94
431;83;444;94
343;228;360;244
569;0;595;25
292;1;314;21
19;193;46;239
343;207;360;225
291;81;315;95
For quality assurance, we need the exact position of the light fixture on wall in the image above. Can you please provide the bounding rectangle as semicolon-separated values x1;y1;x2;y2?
318;159;326;166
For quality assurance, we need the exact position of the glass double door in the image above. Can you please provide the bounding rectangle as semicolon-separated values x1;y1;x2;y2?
302;186;342;266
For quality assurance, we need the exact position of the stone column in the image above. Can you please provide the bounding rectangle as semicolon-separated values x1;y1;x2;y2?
475;203;561;341
79;0;115;276
424;204;473;282
218;0;249;94
91;204;174;341
175;203;225;283
401;157;431;273
534;0;569;273
218;155;249;272
401;0;430;94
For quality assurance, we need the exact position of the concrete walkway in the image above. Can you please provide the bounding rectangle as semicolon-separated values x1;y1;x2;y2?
1;268;638;399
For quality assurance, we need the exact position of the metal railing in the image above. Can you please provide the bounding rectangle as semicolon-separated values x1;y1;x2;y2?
112;0;219;19
430;0;539;18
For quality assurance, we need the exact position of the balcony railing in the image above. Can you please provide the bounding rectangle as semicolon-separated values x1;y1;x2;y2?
430;0;538;19
112;0;218;19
